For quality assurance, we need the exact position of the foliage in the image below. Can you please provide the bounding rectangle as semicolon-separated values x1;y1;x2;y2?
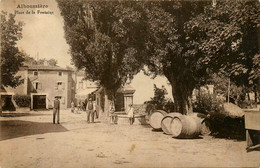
47;59;58;66
193;92;245;139
150;84;168;105
142;1;212;114
211;73;257;107
57;1;259;115
57;1;145;91
142;1;259;114
186;0;260;98
204;113;245;140
57;1;147;114
193;92;224;115
1;11;25;87
58;0;146;115
24;55;58;66
145;84;174;112
13;95;31;107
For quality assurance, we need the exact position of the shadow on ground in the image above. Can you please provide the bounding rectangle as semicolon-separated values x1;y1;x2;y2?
1;112;50;117
0;120;68;141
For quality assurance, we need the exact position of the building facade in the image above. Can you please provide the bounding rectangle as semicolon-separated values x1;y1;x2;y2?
75;70;99;102
3;65;76;110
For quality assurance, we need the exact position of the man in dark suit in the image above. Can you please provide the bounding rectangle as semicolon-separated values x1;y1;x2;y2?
86;97;94;123
53;96;60;124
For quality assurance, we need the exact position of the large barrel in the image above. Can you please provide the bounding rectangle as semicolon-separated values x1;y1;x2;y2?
149;110;167;130
161;113;182;135
188;112;211;135
170;115;202;138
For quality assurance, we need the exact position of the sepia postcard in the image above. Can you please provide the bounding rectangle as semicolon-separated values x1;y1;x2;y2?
0;0;259;167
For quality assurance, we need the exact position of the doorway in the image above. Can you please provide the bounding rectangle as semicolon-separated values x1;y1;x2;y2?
32;95;46;109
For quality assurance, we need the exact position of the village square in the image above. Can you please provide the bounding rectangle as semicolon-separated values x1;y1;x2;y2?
1;0;260;167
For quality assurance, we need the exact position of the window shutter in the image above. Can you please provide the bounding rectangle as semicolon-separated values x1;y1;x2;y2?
62;97;65;104
62;82;65;90
38;82;42;90
55;82;58;90
32;82;36;91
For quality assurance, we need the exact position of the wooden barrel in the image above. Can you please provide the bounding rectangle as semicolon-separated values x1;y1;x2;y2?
161;113;182;135
170;115;202;138
188;113;211;135
149;110;167;130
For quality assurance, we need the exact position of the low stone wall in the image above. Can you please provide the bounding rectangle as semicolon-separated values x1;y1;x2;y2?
112;114;147;125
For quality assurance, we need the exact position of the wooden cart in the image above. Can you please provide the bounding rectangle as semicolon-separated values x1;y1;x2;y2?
244;110;260;151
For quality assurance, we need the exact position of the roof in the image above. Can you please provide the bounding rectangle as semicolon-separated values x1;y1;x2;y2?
76;88;98;96
27;65;72;71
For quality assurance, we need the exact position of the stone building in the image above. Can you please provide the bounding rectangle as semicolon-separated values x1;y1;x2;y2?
2;65;76;110
75;70;99;103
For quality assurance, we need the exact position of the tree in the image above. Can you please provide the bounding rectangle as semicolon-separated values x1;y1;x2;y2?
47;58;58;66
145;84;174;112
148;84;168;105
1;11;25;88
57;1;146;115
186;0;260;105
211;73;244;105
143;1;210;114
143;1;259;114
23;54;37;65
24;55;58;66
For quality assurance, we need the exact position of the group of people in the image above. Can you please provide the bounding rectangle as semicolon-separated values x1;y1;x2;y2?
71;98;97;123
109;102;135;125
52;96;98;124
71;101;86;113
52;96;134;125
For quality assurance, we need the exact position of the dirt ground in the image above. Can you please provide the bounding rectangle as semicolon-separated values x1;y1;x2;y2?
0;108;259;168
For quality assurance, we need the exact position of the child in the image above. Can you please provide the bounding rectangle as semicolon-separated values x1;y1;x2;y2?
71;101;75;113
109;102;116;124
127;104;134;125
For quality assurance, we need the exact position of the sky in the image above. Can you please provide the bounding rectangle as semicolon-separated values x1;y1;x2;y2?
0;0;173;104
1;0;71;67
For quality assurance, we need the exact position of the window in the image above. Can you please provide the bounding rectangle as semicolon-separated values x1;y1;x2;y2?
58;72;62;76
33;71;38;76
56;82;65;90
33;82;41;90
57;82;62;90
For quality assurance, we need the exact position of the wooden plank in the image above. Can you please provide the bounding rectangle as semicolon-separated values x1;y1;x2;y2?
246;130;253;148
245;111;260;130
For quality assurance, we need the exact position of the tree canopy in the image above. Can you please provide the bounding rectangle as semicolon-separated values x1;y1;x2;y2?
1;11;25;88
57;1;146;98
143;1;211;114
143;1;259;114
24;55;58;66
187;0;259;90
57;0;259;115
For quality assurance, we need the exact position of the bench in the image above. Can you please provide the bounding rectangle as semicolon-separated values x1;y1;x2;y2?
110;112;146;125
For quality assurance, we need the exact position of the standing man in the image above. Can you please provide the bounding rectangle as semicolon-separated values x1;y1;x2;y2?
86;97;94;123
53;96;60;124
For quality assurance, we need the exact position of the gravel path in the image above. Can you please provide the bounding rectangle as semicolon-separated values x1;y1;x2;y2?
0;109;259;168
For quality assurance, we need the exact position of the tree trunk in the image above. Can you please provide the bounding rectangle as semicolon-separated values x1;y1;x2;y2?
170;81;194;115
103;87;116;118
103;88;110;117
0;105;1;116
